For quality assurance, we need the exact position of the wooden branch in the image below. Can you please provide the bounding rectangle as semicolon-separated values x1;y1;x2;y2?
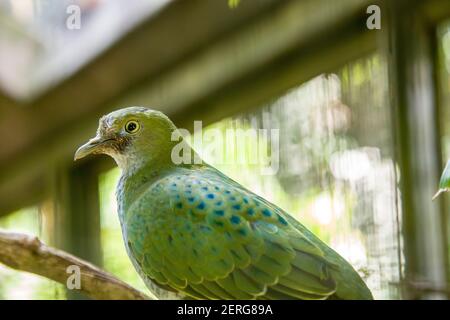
0;229;153;300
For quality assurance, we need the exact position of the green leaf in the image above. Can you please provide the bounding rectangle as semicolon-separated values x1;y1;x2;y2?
439;160;450;189
432;160;450;200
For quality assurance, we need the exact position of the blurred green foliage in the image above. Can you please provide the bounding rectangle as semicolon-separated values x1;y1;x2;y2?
228;0;240;9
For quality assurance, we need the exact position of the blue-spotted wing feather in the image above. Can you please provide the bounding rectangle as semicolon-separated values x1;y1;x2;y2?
125;165;372;300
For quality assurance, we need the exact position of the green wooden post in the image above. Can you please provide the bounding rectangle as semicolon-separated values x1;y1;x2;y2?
52;160;103;299
384;0;449;299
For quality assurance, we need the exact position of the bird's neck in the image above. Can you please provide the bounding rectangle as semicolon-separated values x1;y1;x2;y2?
116;160;172;223
116;142;202;218
112;140;164;172
116;154;195;220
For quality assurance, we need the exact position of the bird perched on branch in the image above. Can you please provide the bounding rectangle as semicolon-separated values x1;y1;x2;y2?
74;106;372;300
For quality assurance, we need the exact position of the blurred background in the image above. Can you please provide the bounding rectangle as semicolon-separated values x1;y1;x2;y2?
0;0;449;300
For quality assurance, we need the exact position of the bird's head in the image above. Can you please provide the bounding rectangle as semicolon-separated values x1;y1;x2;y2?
74;107;179;171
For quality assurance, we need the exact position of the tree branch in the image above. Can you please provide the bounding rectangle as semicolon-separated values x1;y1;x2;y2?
0;229;153;300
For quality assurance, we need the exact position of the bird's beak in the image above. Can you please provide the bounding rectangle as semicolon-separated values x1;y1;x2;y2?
74;135;112;161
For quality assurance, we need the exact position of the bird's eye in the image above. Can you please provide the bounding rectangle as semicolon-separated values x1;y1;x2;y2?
125;120;140;134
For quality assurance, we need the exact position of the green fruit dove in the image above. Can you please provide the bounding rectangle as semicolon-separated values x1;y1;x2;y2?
74;107;373;300
433;160;450;200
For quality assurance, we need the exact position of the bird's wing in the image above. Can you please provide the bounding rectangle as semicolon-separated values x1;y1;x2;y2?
126;168;338;299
